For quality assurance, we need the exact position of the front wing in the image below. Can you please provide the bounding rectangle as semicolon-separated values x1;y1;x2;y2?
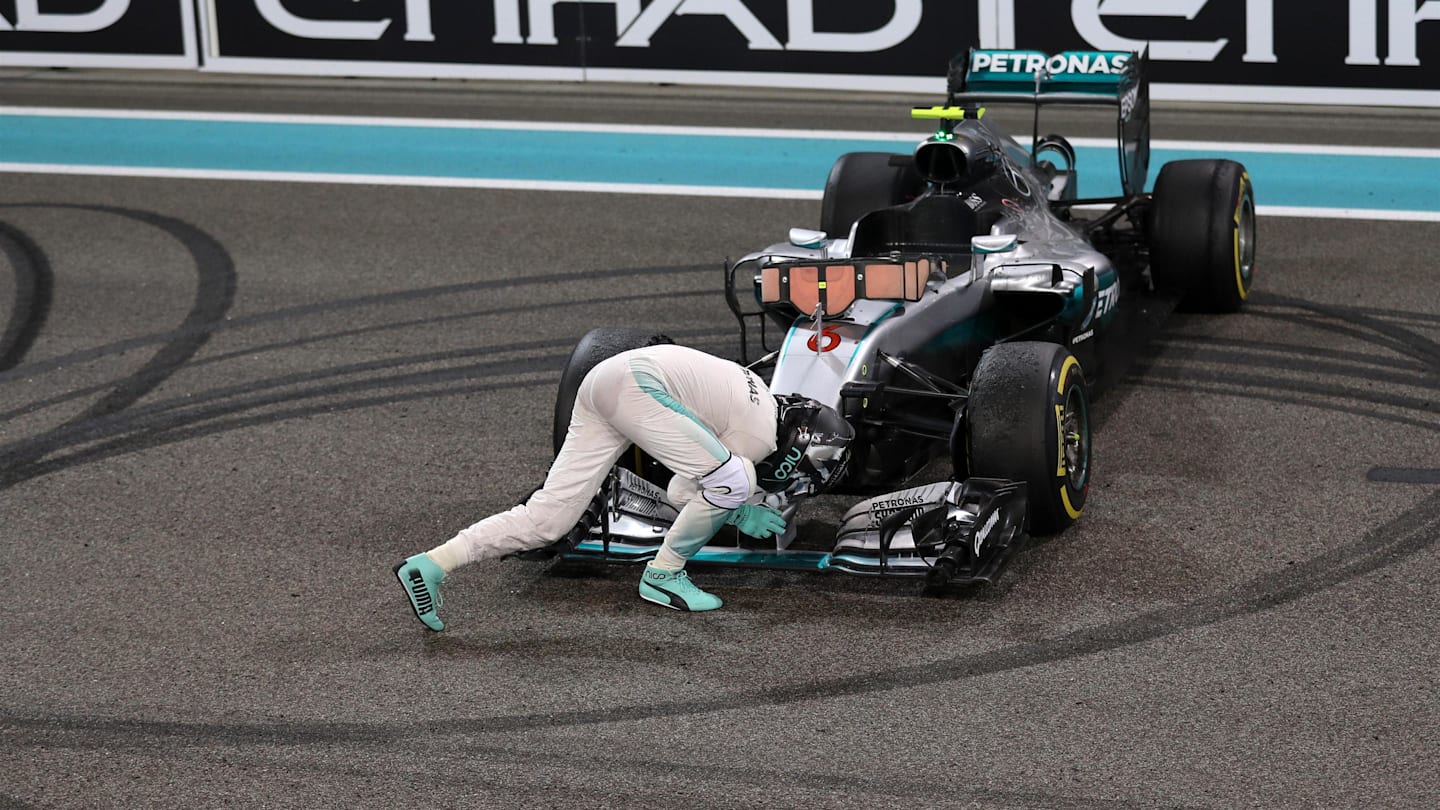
556;468;1030;588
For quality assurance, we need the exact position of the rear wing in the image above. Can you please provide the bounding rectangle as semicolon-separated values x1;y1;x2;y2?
946;49;1150;197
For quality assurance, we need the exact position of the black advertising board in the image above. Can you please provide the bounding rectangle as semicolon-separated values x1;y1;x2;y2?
0;0;196;68
562;1;977;79
3;2;1436;105
199;1;976;86
1003;0;1440;101
201;0;1437;105
201;0;585;73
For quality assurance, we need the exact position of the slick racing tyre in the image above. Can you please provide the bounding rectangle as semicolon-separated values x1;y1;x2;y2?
965;341;1090;536
819;152;924;239
1147;159;1256;313
552;327;674;485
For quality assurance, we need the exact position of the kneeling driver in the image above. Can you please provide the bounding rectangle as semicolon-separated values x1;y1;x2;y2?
394;343;851;629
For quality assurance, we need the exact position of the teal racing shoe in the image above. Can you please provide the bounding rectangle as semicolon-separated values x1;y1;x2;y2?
393;553;446;631
638;564;722;612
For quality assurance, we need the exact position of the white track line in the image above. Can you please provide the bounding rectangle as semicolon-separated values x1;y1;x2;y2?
0;105;919;142
2;162;1436;221
3;106;1438;159
1257;206;1440;222
0;163;822;199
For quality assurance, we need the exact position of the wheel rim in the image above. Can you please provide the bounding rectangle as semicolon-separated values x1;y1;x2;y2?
1061;385;1090;491
1237;189;1256;286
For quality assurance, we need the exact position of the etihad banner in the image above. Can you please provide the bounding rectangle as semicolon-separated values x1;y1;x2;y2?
2;2;1436;106
0;0;197;68
198;1;975;86
198;0;1439;105
997;0;1440;105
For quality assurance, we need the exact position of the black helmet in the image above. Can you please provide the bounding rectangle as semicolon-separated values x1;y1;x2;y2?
913;125;1002;189
755;396;854;494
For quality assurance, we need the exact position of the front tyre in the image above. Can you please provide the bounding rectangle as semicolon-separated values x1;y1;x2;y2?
965;342;1090;535
819;152;923;239
1147;159;1256;313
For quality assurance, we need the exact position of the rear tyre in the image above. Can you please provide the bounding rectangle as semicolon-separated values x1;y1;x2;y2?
553;327;673;484
1147;159;1256;313
965;342;1090;535
819;152;924;239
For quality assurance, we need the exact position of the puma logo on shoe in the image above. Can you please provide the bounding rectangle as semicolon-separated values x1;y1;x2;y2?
406;569;433;612
638;565;721;612
393;555;445;631
642;583;690;611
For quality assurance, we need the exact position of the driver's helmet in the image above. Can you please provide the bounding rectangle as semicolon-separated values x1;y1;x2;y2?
913;124;1002;189
755;396;854;494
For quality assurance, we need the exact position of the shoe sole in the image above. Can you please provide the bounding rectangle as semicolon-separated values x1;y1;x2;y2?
393;561;444;631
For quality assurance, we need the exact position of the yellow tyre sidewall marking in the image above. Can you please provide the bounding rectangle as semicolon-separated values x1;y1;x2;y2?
1055;355;1084;519
1061;484;1082;520
1234;172;1251;301
1056;354;1080;396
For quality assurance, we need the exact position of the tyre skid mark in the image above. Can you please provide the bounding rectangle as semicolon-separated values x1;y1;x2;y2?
0;261;714;387
0;220;52;372
1136;295;1440;430
1367;467;1440;484
0;331;739;491
67;206;237;420
1141;345;1435;389
4;377;552;490
0;218;721;491
1331;304;1440;326
0;204;237;480
1249;294;1440;368
1133;378;1440;434
1;289;1437;740
1155;333;1431;374
2;229;1437;757
0;721;1178;810
5;488;1437;741
0;288;714;424
1136;366;1439;417
1243;309;1435;369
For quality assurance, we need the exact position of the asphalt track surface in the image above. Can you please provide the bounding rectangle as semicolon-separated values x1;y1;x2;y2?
1;73;1438;809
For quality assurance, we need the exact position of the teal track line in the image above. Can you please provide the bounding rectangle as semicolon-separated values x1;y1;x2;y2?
1;113;1436;212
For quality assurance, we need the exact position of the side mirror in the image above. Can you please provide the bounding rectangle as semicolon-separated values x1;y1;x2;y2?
971;234;1018;254
970;234;1018;274
789;228;828;248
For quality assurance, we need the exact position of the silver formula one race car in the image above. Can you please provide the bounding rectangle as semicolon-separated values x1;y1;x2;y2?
545;48;1256;589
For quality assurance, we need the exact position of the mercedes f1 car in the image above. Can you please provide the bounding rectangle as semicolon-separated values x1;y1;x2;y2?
545;48;1256;588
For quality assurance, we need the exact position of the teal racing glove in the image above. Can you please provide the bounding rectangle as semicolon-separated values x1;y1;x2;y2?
725;504;787;539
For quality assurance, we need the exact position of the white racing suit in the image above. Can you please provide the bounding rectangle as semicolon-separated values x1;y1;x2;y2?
436;344;778;567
